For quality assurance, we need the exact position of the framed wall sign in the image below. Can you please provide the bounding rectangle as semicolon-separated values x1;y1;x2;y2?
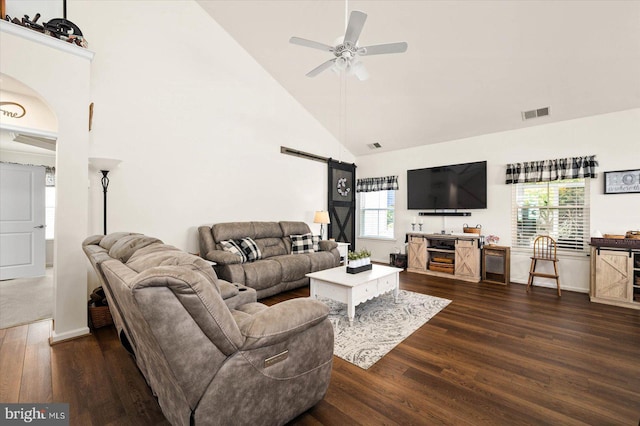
604;169;640;194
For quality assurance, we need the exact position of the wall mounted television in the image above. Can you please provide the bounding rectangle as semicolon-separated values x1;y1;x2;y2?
407;161;487;210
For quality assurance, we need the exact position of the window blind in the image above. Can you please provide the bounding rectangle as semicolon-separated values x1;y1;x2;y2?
359;190;395;238
511;178;590;252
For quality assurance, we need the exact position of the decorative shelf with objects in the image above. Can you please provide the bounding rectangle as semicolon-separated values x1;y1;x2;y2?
590;234;640;310
406;233;481;282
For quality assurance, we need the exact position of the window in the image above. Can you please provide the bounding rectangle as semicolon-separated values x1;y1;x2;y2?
512;178;589;252
45;187;55;240
359;190;395;238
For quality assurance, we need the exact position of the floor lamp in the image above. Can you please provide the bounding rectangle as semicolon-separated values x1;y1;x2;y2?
314;211;330;240
89;157;121;235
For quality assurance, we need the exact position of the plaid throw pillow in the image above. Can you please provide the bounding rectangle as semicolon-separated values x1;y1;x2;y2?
291;233;315;254
220;240;247;263
238;237;262;262
311;234;320;252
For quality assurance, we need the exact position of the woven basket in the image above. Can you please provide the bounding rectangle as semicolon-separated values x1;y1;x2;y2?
463;224;482;234
89;304;113;329
432;256;454;264
626;231;640;240
429;263;454;274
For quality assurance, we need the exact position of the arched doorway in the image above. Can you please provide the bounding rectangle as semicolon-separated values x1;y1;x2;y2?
1;74;58;328
1;23;93;342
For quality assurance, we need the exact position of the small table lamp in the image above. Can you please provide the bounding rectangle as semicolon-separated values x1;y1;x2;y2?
314;211;330;240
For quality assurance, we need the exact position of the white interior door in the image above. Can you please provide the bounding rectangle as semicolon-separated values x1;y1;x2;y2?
0;163;46;280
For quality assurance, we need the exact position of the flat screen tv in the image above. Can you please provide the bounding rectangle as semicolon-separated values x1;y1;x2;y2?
407;161;487;210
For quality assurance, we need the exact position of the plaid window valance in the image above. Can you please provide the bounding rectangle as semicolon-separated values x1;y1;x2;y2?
356;175;399;193
505;155;598;184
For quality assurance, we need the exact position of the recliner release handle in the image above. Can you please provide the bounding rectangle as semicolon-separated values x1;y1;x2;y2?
264;350;289;368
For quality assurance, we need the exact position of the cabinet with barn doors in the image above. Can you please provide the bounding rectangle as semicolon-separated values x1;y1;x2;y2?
590;244;640;310
407;233;481;283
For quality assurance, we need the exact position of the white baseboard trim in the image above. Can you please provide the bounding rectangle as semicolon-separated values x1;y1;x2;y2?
511;279;589;294
50;326;90;344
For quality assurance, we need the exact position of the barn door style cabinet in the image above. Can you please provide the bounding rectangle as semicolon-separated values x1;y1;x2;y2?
407;233;481;282
590;245;640;310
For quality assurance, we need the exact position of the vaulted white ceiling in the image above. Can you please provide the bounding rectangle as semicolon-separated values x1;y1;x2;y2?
198;0;640;156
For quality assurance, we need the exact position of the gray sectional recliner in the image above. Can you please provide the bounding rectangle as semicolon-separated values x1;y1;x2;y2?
83;232;334;426
198;221;340;299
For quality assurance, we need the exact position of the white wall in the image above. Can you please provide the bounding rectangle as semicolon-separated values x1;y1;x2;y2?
356;109;640;292
0;21;93;342
0;146;55;167
5;0;65;23
71;0;354;255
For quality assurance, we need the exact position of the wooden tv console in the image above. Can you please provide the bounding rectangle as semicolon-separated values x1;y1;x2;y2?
407;233;481;283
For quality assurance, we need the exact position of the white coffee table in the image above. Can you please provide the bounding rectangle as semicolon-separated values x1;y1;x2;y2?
307;264;402;325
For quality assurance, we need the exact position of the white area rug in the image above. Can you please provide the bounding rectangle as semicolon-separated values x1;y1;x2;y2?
0;268;53;329
322;290;451;369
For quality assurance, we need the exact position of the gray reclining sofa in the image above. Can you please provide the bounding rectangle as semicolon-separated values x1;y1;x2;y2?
198;221;340;299
83;232;334;426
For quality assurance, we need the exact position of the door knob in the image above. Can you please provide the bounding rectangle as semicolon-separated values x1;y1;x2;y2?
34;225;45;229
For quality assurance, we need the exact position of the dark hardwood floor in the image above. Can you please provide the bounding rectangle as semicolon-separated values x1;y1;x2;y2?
1;271;639;425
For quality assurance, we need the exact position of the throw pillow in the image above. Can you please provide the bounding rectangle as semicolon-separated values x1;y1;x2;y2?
220;239;247;263
238;237;262;262
311;234;320;252
291;234;315;254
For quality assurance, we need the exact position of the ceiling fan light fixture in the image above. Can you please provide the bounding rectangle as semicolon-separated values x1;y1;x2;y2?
352;61;369;81
335;56;349;71
290;9;408;79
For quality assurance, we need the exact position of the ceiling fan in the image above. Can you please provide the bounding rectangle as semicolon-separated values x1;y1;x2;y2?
289;10;408;81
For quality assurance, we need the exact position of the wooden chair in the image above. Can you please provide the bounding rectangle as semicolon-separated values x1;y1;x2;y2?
527;236;561;296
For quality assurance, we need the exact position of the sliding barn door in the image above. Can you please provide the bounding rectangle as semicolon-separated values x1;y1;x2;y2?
327;160;356;251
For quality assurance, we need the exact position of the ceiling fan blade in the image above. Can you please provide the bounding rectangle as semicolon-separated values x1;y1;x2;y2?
358;42;408;56
289;37;334;52
306;59;336;77
343;10;367;46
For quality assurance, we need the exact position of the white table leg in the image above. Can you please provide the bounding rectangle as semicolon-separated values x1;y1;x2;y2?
347;290;355;326
310;279;317;299
393;274;399;303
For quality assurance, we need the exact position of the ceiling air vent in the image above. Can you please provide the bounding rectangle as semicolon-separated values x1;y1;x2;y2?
522;106;550;121
367;142;382;150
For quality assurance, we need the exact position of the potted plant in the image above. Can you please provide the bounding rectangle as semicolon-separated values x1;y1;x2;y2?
486;235;500;246
347;251;360;267
348;249;372;267
359;249;371;266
